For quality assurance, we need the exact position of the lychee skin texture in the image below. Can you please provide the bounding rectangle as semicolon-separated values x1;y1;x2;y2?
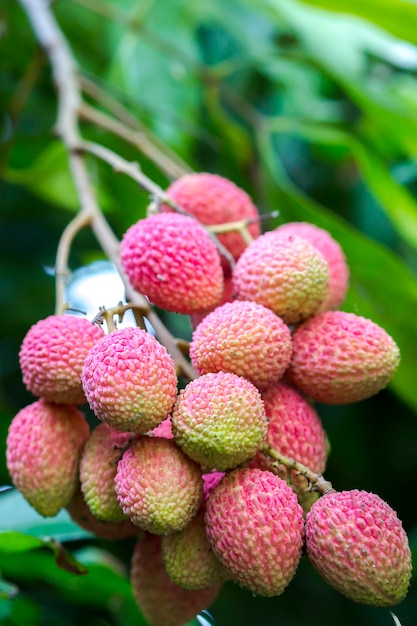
305;490;412;607
131;533;220;626
190;274;234;331
115;436;203;535
79;423;133;522
172;372;268;471
6;399;90;517
67;489;140;540
249;382;327;486
120;212;224;314
287;311;401;404
162;510;230;591
190;300;292;391
205;467;304;596
81;327;178;433
163;172;261;268
232;233;330;324
274;222;349;311
19;314;104;404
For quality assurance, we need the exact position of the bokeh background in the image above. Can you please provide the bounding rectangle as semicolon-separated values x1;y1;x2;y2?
2;0;417;624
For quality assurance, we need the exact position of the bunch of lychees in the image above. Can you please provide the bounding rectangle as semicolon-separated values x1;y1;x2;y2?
6;172;411;626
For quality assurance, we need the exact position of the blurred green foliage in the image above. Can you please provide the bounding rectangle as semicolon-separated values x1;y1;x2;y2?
2;0;417;624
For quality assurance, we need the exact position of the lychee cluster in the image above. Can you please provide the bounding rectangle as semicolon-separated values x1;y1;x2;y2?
6;172;411;626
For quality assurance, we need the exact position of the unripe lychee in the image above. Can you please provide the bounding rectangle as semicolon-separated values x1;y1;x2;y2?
190;301;292;390
172;372;268;471
163;172;261;269
205;467;304;596
19;314;104;404
287;311;401;404
115;436;203;534
305;490;412;606
274;222;349;311
131;533;220;626
232;233;330;324
79;423;133;522
249;383;327;493
67;489;140;540
162;510;230;590
120;212;224;314
81;327;178;433
6;399;89;516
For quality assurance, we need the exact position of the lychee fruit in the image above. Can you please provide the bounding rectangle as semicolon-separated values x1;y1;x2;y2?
81;326;178;433
287;311;401;404
232;233;330;324
205;467;304;596
163;172;261;270
189;300;292;390
274;221;349;311
79;423;133;522
131;532;220;626
120;212;224;314
305;489;412;607
147;416;174;439
162;510;230;590
115;436;203;534
19;314;104;404
202;471;225;504
67;489;140;540
171;372;268;471
249;382;327;494
6;399;90;517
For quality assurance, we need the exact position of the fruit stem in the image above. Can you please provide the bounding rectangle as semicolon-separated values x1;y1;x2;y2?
261;444;334;496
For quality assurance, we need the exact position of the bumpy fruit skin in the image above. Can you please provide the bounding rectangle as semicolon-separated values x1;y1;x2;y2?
287;311;401;404
274;222;349;311
249;382;327;489
190;300;292;390
305;490;412;607
120;212;224;314
162;510;230;590
190;275;234;331
115;436;203;534
172;372;268;471
232;233;330;324
131;533;220;626
202;471;225;504
67;489;140;540
19;314;104;404
6;399;89;516
205;467;304;596
79;423;133;522
163;172;261;269
81;327;178;433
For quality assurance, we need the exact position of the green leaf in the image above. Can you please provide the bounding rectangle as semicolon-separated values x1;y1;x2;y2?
0;489;93;542
298;0;417;48
0;579;18;601
257;129;417;413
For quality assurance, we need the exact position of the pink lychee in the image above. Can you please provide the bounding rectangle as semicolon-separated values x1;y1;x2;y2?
205;467;304;596
81;327;178;433
171;372;268;471
120;212;224;314
19;314;104;404
115;436;203;534
305;489;412;606
287;311;401;404
232;233;330;324
6;399;90;516
131;532;220;626
274;221;349;311
190;274;234;331
190;300;292;390
79;423;133;522
163;172;261;270
249;382;327;490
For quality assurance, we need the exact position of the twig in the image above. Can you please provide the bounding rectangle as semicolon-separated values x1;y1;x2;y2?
18;0;198;380
261;444;334;495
